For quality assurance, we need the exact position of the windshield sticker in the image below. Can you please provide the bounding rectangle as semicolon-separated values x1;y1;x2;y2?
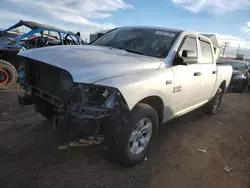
155;31;175;37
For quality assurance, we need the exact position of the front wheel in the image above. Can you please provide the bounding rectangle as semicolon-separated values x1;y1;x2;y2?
204;88;223;115
235;83;248;93
108;103;159;166
0;59;18;90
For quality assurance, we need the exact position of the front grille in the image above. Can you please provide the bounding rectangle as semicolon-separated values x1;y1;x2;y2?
36;63;61;95
24;58;74;101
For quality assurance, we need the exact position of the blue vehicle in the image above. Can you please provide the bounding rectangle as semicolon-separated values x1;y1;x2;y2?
0;20;85;90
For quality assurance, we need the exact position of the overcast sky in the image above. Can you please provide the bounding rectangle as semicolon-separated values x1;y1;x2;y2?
1;0;250;56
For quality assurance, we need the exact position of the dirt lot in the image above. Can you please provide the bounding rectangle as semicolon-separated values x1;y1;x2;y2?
0;91;249;188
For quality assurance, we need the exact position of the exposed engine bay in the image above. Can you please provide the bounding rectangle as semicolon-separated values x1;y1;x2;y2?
18;58;130;147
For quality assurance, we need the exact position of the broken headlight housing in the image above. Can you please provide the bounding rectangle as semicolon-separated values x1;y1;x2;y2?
71;83;121;109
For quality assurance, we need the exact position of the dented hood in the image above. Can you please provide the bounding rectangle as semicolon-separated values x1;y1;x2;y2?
18;45;162;83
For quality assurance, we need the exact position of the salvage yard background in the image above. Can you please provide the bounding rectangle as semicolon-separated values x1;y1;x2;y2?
0;87;249;188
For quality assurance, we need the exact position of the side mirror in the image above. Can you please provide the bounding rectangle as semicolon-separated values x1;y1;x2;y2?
173;56;188;66
182;50;196;58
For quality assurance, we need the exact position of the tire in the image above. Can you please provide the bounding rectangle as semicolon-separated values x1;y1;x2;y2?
243;83;248;93
0;59;18;90
204;88;223;115
239;87;245;93
237;83;247;93
108;103;159;166
232;87;244;93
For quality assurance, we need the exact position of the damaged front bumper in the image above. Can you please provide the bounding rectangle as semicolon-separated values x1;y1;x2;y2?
18;84;130;149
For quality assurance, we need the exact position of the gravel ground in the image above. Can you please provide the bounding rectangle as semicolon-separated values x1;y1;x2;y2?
0;91;249;188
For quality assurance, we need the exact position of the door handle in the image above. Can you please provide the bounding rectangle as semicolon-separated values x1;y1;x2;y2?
194;72;202;76
212;70;217;74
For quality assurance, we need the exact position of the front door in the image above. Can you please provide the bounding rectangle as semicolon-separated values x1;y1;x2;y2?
170;36;203;114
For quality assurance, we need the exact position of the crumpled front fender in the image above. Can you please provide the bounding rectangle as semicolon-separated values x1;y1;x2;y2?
94;68;172;110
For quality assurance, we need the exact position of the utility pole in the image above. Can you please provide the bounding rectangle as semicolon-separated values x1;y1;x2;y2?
221;42;230;59
236;45;240;55
243;38;248;56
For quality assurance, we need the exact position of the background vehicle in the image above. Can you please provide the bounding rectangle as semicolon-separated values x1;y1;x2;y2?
235;54;245;61
0;29;20;39
89;29;112;43
218;60;249;93
18;26;232;166
0;20;85;90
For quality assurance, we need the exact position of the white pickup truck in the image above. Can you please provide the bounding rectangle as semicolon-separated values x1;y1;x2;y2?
17;26;233;166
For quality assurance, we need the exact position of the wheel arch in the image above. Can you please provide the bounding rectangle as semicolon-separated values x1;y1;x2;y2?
135;95;164;124
219;80;227;93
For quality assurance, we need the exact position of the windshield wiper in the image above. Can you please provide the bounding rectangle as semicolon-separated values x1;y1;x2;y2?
118;47;146;55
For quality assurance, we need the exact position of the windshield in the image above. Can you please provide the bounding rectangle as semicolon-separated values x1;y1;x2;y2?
91;27;180;58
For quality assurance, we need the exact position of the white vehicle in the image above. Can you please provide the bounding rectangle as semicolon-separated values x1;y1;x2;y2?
18;26;233;166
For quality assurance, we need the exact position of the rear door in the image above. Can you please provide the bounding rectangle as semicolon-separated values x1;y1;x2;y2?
198;38;217;101
170;35;203;114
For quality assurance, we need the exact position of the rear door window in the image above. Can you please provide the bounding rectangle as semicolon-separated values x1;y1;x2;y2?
200;40;213;63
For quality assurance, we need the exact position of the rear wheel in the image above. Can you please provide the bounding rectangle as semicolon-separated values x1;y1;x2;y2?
107;103;159;166
204;88;223;115
0;59;18;90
